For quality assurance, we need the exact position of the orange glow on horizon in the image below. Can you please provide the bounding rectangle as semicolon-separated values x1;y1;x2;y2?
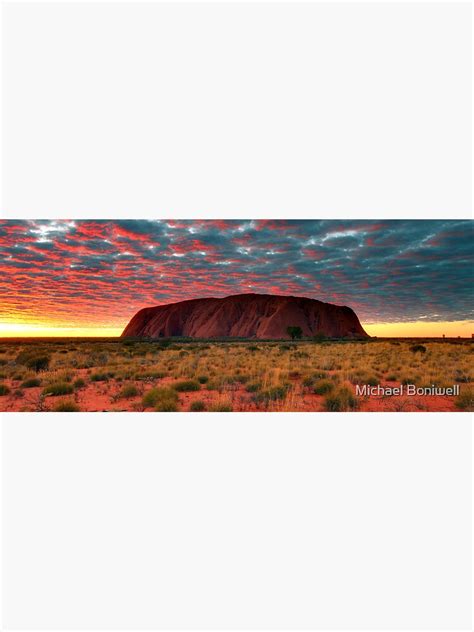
0;322;123;338
0;320;472;339
364;320;474;338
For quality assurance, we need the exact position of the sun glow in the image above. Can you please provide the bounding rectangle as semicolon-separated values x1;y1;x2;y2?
0;322;123;338
364;321;474;338
0;320;472;339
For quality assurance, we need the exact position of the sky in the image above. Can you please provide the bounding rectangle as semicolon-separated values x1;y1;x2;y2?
0;219;472;337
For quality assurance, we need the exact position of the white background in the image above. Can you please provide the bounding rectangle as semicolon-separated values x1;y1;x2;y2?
1;1;472;630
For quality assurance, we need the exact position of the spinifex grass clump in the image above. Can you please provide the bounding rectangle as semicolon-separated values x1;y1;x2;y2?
324;386;359;412
313;379;335;395
347;370;379;386
190;400;206;411
90;372;110;382
134;369;166;381
53;400;81;412
142;387;179;411
118;384;139;399
16;350;51;372
20;377;42;388
455;387;474;411
43;382;74;396
173;380;200;392
253;384;290;405
208;402;233;412
0;383;11;396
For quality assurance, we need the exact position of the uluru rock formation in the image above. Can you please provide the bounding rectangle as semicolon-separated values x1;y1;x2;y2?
121;293;368;339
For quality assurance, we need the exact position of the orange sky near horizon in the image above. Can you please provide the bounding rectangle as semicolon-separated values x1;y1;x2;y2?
0;320;472;339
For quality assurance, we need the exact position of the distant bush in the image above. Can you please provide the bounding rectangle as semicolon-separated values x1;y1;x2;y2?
190;400;206;412
43;382;74;396
197;375;209;384
173;380;200;392
16;351;51;372
53;400;80;412
21;377;42;388
143;387;178;409
287;326;303;340
0;383;10;396
73;378;86;389
410;344;427;354
118;384;139;399
324;386;359;412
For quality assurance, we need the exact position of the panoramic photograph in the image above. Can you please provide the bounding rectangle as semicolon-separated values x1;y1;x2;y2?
0;219;472;412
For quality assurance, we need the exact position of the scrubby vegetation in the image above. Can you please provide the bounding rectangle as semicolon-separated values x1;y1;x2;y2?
0;383;11;396
43;382;74;396
0;337;471;411
53;400;81;412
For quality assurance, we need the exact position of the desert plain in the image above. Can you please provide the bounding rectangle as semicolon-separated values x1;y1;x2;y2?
0;337;472;412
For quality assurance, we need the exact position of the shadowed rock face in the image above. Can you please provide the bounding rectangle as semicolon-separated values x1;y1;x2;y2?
121;293;368;339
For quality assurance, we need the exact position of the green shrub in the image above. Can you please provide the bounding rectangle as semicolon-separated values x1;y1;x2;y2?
21;378;41;388
90;372;109;382
0;383;10;396
348;371;379;386
43;382;74;396
73;378;86;389
53;400;80;412
324;386;359;412
313;379;335;395
197;375;209;384
208;402;233;412
143;387;178;409
253;384;290;404
118;384;139;399
155;401;179;412
287;325;303;340
173;380;200;392
246;382;261;393
190;400;206;411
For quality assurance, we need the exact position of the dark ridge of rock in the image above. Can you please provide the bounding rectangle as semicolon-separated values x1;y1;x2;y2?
121;293;369;339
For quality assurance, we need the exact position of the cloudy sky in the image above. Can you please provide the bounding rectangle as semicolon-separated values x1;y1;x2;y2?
0;219;472;337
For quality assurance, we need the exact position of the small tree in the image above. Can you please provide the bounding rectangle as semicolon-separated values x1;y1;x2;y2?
287;326;303;340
